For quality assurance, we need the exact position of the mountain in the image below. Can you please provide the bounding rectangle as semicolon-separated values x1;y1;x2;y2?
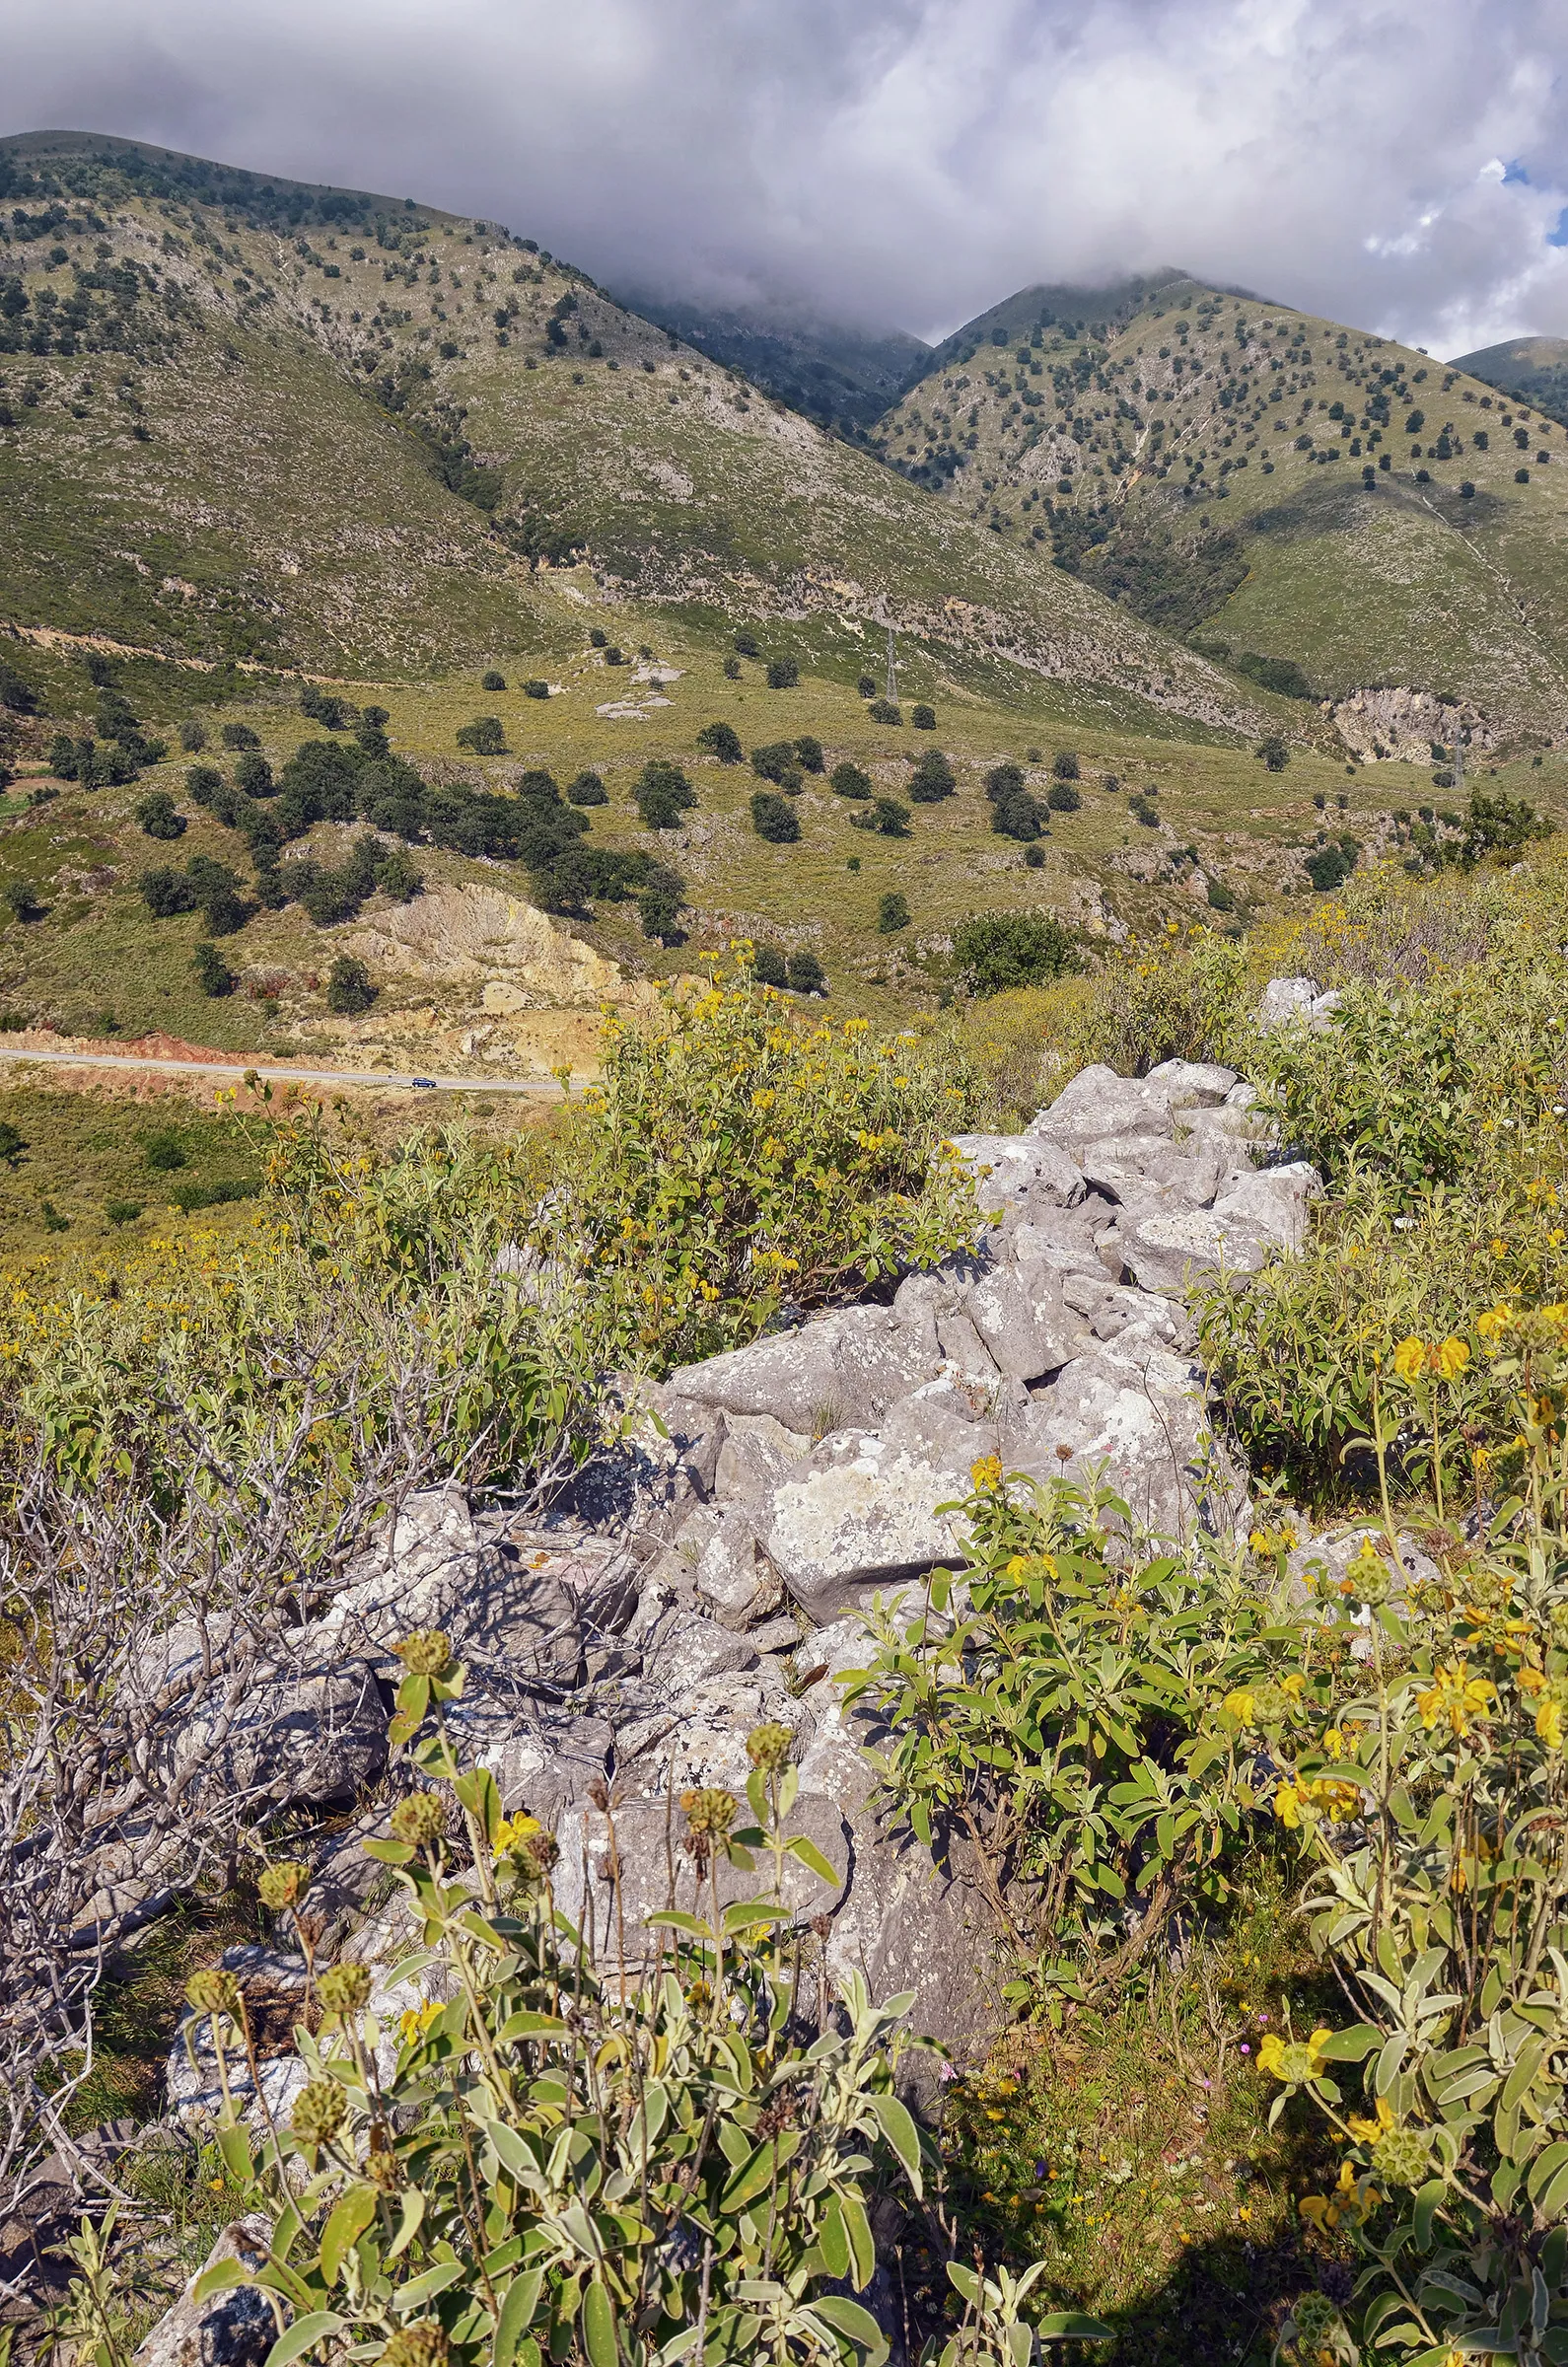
0;130;1260;742
611;292;930;428
870;272;1568;743
1451;335;1568;432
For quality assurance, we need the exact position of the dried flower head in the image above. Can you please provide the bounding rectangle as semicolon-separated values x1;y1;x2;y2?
378;2324;448;2367
317;1962;373;2018
747;1721;794;1774
389;1792;448;1848
393;1629;452;1679
680;1785;738;1839
291;2077;348;2147
184;1969;242;2018
256;1860;311;1912
366;2130;405;2193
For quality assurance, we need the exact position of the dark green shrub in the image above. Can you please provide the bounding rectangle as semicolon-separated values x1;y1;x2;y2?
910;703;936;729
787;950;826;994
696;721;743;763
1237;652;1315;699
1045;781;1081;813
604;647;623;665
634;759;696;829
1257;733;1290;771
794;735;824;773
234;753;274;798
830;762;872;799
750;790;800;842
857;674;878;697
0;1120;25;1163
375;845;424;902
589;628;607;648
325;954;375;1013
481;670;507;690
105;1200;142;1227
753;943;789;987
766;657;799;689
723;656;742;680
868;698;900;724
750;742;802;790
567;769;608;805
638;876;685;943
1051;750;1081;780
191;940;236;996
0;659;39;714
138;866;197;918
457;715;507;755
733;626;760;657
953;909;1077;994
143;1129;186;1173
524;680;549;699
220;723;260;751
878;891;910;933
863;798;910;837
908;752;956;803
991;794;1041;840
985;762;1025;802
134;790;185;839
186;855;249;935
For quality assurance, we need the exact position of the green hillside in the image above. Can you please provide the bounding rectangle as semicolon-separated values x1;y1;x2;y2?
1452;333;1568;431
871;273;1568;745
0;131;1260;744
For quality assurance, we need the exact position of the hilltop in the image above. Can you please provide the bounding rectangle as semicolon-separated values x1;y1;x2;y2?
1452;332;1568;431
869;271;1568;744
0;130;1253;742
610;289;930;428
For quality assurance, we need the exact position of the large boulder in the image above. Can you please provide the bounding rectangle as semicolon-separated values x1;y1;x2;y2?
1027;1064;1175;1146
1210;1161;1320;1255
961;1256;1090;1381
669;1306;943;1436
1007;1344;1246;1541
1119;1205;1275;1293
761;1431;976;1620
948;1133;1085;1213
131;1634;389;1818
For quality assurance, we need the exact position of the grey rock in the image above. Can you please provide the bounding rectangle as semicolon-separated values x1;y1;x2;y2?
1120;1205;1274;1293
714;1410;813;1502
949;1132;1085;1212
693;1505;784;1628
1027;1063;1174;1146
445;1699;614;1824
613;1665;797;1792
1256;975;1319;1027
962;1256;1088;1381
166;1949;312;2122
640;1606;760;1694
761;1430;973;1619
316;1480;477;1657
1007;1344;1245;1541
891;1269;953;1357
142;1642;388;1818
135;2215;279;2367
1144;1058;1239;1107
934;1307;1002;1385
669;1305;942;1435
881;1375;1001;1470
1012;1203;1115;1282
1211;1161;1319;1254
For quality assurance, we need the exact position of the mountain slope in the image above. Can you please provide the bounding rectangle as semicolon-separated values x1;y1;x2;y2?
870;273;1568;743
610;292;930;428
1452;335;1568;432
0;131;1261;740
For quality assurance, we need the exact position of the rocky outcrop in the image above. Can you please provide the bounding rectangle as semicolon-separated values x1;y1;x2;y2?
137;1032;1324;2143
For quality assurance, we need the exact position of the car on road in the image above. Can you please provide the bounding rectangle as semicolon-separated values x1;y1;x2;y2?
410;1076;438;1089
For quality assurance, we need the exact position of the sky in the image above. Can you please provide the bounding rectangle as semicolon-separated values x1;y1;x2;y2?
6;0;1568;357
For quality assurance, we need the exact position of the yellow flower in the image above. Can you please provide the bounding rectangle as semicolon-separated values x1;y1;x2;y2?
1417;1660;1496;1738
1392;1335;1427;1382
969;1454;1003;1493
1299;2158;1382;2230
1273;1781;1303;1829
1322;1727;1345;1757
1537;1695;1565;1752
1347;2095;1395;2144
397;2001;442;2045
1433;1336;1470;1381
1223;1687;1257;1726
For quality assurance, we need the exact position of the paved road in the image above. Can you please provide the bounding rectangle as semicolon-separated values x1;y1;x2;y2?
0;1045;562;1095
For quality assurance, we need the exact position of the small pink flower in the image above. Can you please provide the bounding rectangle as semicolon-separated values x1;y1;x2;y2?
1240;2043;1251;2054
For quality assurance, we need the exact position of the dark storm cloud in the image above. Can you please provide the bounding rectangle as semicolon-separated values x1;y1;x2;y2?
6;0;1568;351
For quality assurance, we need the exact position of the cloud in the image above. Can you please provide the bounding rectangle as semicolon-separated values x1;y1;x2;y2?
6;0;1568;353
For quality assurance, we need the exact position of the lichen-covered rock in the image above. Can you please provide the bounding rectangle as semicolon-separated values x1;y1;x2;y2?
1210;1161;1320;1255
1028;1063;1176;1145
962;1256;1089;1381
762;1431;975;1619
949;1132;1085;1212
1120;1205;1274;1293
135;2216;278;2367
669;1306;943;1434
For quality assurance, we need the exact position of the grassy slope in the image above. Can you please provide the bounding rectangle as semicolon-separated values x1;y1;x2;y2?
1453;335;1568;432
871;274;1568;739
0;131;1261;743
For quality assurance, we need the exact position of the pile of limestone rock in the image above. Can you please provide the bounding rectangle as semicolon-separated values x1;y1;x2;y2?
148;1040;1324;2131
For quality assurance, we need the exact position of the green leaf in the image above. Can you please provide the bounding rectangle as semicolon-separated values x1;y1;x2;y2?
840;2188;875;2290
809;2297;889;2364
784;1834;839;1888
392;2259;465;2308
817;2194;851;2281
217;2120;255;2186
363;1838;415;1866
1412;2178;1446;2252
265;2315;346;2367
1318;2024;1381;2062
1035;2314;1112;2341
192;2259;247;2306
319;2187;377;2287
496;2010;569;2043
867;2093;923;2193
495;2272;543;2367
580;2280;617;2367
387;2188;427;2262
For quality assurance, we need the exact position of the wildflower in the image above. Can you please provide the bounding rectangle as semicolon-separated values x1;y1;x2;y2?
1537;1692;1566;1751
969;1453;1003;1493
256;1860;311;1912
317;1963;372;2017
389;1792;448;1848
1416;1661;1495;1738
1346;2095;1395;2143
378;2326;449;2367
747;1720;794;1773
1392;1336;1427;1382
184;1969;242;2018
1299;2159;1382;2230
291;2077;348;2147
1257;2028;1330;2083
393;1629;452;1679
397;2001;442;2046
1224;1686;1258;1726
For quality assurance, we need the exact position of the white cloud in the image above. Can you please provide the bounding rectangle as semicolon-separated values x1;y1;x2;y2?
5;0;1568;353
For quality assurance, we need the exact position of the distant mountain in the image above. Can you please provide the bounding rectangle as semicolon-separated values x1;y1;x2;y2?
1451;335;1568;431
869;272;1568;740
611;292;930;428
0;130;1258;735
